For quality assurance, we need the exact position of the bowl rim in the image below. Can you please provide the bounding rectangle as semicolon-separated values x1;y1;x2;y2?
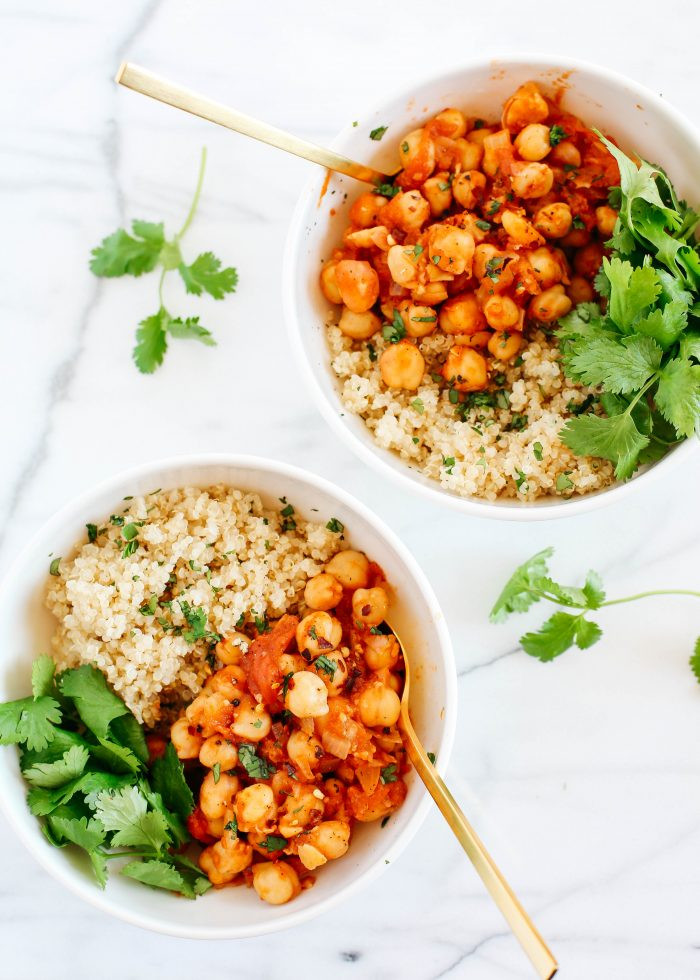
0;452;457;938
282;52;700;522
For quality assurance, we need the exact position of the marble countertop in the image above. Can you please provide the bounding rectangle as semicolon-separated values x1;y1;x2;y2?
2;1;700;977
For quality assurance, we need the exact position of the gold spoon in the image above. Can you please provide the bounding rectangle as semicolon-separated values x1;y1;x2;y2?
389;620;558;980
115;62;398;186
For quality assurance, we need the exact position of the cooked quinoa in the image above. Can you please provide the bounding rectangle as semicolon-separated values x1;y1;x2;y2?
45;486;343;727
328;324;615;501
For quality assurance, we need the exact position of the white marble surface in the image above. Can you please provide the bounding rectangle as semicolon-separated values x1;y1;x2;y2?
2;1;700;977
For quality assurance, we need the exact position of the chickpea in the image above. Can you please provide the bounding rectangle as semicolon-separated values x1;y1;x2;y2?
439;293;485;335
170;717;203;760
199;836;253;886
235;783;277;833
305;820;351;860
526;246;565;288
278;786;324;837
422;174;453;217
510;162;553;199
567;275;594;304
398;128;436;181
231;697;272;742
338;307;381;340
529;284;572;322
296;611;342;655
501;210;544;248
442;345;488;392
199;735;238;771
453;137;483;171
304;572;343;611
204;664;245;700
433;107;467;139
334;260;379;314
514;123;551;161
359;682;401;728
185;691;234;738
488;330;522;361
559;227;590;249
200;770;239;822
483;295;521;330
466;125;495;146
364;632;400;671
319;261;342;304
326;550;369;589
314;650;349;696
473;244;506;281
595;205;618;238
458;329;492;349
404;304;438;338
379;339;425;390
534;202;572;239
285;670;329;718
549;140;581;168
252;861;301;906
349;192;387;228
427;224;475;276
387;244;419;287
352;587;389;627
278;651;306;676
297;843;327;870
502;82;549;133
216;632;249;665
412;281;449;306
287;730;324;781
482;129;512;177
573;242;604;280
452;170;487;209
382;189;431;233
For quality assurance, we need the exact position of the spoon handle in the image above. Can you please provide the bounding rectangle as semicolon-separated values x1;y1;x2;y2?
398;710;558;980
115;62;392;185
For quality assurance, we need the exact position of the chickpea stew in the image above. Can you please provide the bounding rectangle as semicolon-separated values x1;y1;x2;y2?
176;554;408;906
323;82;621;501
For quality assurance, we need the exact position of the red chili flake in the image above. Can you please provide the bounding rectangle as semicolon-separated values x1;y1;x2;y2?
317;636;333;650
361;604;371;616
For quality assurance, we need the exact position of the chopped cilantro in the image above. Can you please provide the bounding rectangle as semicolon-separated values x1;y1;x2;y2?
549;124;568;146
326;518;344;533
49;558;61;576
370;126;388;141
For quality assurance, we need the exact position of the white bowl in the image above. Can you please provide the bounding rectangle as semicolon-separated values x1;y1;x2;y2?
0;454;455;938
283;54;700;521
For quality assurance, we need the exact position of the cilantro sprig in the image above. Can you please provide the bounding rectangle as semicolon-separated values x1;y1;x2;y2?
491;548;700;673
0;658;208;897
90;148;238;373
557;136;700;478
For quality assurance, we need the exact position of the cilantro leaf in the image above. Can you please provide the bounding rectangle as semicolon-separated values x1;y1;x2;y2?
238;743;275;779
47;815;108;887
680;332;700;362
89;738;142;775
259;834;287;853
89;222;164;278
489;548;554;623
166;315;215;346
178;252;238;299
23;744;90;788
520;612;601;661
151;742;194;821
133;310;168;374
121;859;193;897
58;665;129;740
0;696;62;752
90;785;171;851
560;412;649;480
566;334;662;394
27;771;133;817
582;570;606;609
654;358;700;438
109;713;149;765
31;655;56;699
690;638;700;684
604;257;660;331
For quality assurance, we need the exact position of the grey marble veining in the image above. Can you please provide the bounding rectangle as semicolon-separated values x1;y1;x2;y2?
2;1;700;977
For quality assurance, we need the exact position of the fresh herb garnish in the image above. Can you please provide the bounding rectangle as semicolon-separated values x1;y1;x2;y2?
549;125;568;146
475;219;491;231
557;136;700;479
382;308;406;344
373;182;400;198
90;148;237;374
49;558;61;576
326;518;344;533
314;655;337;680
238;743;275;779
411;398;425;414
491;548;700;678
533;441;544;461
380;764;398;784
442;455;456;474
260;834;287;852
370;126;388;141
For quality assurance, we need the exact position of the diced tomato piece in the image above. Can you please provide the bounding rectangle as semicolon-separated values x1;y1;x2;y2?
187;807;217;845
243;614;299;711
